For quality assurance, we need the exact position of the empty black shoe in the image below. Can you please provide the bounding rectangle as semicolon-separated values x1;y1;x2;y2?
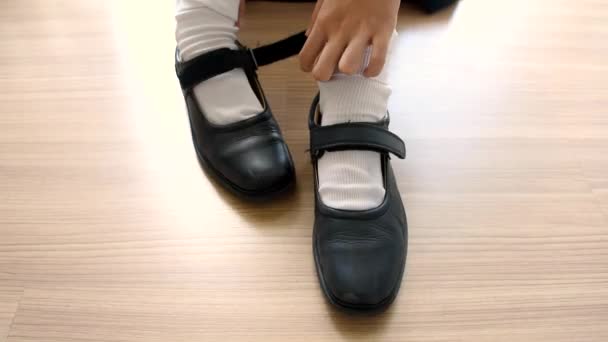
308;94;408;311
175;32;307;199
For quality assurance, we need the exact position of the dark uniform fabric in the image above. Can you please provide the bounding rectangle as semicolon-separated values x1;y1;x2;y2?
408;0;457;13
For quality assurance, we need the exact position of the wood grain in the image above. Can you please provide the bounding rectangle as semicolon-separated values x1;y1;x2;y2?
1;0;607;341
0;276;21;342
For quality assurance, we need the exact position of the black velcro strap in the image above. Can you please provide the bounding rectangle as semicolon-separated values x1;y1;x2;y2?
310;123;406;159
177;31;307;91
177;48;255;91
250;31;307;67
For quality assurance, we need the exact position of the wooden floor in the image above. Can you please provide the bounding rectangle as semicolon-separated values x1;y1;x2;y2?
1;0;608;341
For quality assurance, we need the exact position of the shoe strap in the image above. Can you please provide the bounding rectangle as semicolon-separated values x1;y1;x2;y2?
310;122;406;160
249;31;307;67
308;94;406;160
177;31;307;91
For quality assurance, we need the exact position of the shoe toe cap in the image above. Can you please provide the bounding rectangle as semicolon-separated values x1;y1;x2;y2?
319;237;404;308
229;142;294;193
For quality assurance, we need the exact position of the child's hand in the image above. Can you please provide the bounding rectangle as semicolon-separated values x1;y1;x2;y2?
300;0;400;81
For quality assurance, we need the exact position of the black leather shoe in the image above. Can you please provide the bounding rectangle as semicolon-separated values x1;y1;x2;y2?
175;32;307;199
308;94;408;311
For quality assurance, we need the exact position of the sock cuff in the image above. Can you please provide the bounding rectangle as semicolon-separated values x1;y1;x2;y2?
319;76;391;125
175;2;239;61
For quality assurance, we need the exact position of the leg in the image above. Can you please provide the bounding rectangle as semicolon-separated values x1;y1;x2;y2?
174;0;295;197
175;0;263;125
309;27;406;311
317;32;398;210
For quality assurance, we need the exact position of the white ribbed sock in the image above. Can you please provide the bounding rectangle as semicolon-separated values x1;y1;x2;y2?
175;0;263;125
317;32;397;211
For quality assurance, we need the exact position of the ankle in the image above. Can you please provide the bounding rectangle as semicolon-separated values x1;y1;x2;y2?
319;75;391;126
176;6;239;62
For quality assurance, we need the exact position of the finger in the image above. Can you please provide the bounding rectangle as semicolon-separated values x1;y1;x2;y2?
306;0;324;36
237;0;246;27
364;33;390;77
313;39;347;81
299;27;326;72
338;36;370;75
